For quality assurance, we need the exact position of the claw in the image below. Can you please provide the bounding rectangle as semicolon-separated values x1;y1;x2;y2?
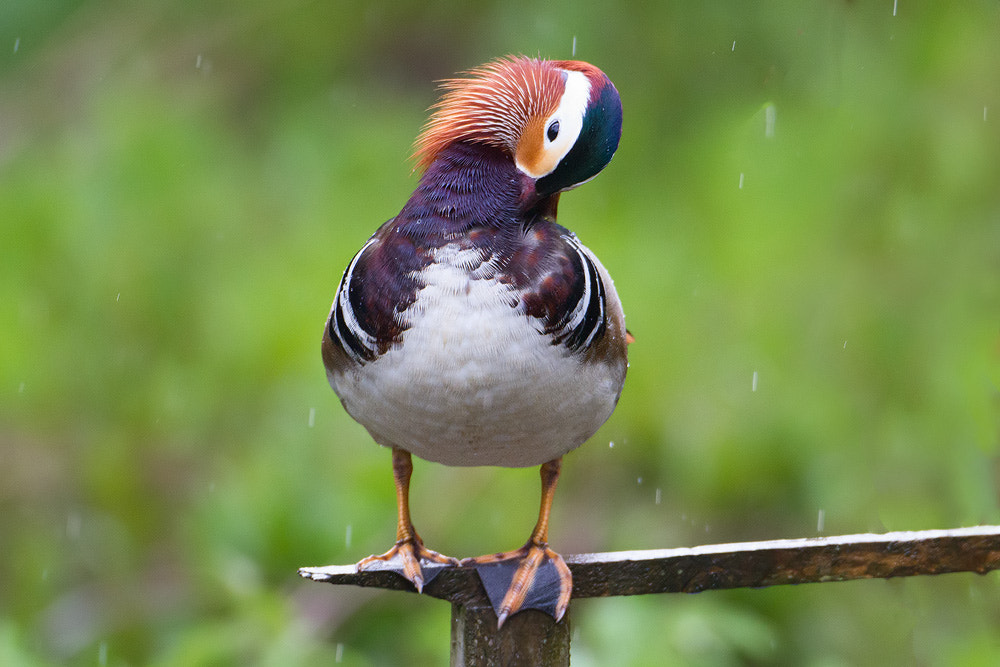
466;541;572;627
358;537;459;592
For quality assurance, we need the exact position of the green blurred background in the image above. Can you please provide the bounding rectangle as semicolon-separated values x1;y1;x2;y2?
2;1;999;664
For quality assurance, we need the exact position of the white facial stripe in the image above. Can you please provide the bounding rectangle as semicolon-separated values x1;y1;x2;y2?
547;69;590;154
516;69;591;178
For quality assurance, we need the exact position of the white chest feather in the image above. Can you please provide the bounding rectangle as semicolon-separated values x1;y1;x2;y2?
329;244;623;467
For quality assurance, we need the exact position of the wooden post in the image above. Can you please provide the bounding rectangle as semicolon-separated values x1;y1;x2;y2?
299;526;1000;664
451;605;570;667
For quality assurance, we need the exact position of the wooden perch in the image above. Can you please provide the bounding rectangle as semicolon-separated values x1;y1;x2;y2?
299;526;1000;666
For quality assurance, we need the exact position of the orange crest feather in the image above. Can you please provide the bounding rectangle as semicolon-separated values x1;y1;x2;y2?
412;57;565;170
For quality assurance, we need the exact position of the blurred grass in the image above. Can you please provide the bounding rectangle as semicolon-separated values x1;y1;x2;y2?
2;1;999;665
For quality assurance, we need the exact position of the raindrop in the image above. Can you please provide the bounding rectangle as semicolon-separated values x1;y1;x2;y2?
985;106;989;122
764;104;776;138
99;641;108;666
752;371;759;392
738;172;745;189
817;509;825;532
731;40;736;52
843;340;848;349
196;54;202;69
335;643;344;663
637;477;643;485
608;441;615;449
308;407;316;428
655;488;662;505
13;38;19;53
116;292;120;302
892;0;898;17
345;524;353;549
571;36;577;57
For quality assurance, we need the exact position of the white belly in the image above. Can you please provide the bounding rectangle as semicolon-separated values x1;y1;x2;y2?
329;245;624;467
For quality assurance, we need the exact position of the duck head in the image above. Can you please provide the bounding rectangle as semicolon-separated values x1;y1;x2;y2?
413;56;623;200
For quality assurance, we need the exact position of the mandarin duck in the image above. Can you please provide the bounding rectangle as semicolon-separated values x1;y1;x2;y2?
322;55;628;627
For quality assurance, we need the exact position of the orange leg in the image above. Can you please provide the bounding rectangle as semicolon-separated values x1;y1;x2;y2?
462;457;572;627
356;447;458;592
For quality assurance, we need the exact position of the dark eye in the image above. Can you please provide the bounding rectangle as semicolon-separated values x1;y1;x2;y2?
546;120;560;142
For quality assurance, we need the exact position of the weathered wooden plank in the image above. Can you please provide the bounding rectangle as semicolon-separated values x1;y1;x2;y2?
299;525;1000;602
299;526;1000;667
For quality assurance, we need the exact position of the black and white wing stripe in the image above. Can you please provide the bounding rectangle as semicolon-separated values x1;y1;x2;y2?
327;237;380;364
325;228;431;366
521;232;609;353
555;234;608;352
